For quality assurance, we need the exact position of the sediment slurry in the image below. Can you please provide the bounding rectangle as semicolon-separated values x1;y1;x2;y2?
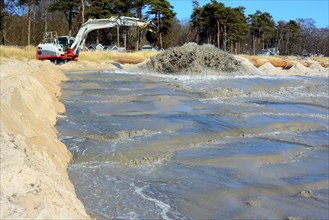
142;43;328;77
143;43;242;74
0;60;90;219
57;67;328;219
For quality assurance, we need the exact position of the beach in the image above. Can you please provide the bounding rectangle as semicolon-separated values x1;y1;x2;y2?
0;49;328;218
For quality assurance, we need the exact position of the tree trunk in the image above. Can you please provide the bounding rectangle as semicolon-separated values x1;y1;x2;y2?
136;26;139;51
0;0;5;45
158;13;162;48
217;20;220;49
27;0;32;45
96;30;99;45
102;30;108;46
235;42;238;54
253;35;256;55
223;25;227;51
117;25;120;47
68;10;72;36
123;31;126;50
136;8;141;51
81;0;84;23
44;10;48;33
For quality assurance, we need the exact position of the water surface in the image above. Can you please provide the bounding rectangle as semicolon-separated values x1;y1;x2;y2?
58;70;329;219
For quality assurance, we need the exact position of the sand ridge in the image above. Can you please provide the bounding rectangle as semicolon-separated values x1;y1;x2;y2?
0;60;90;219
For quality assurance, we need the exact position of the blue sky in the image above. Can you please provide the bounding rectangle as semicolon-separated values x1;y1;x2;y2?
169;0;329;28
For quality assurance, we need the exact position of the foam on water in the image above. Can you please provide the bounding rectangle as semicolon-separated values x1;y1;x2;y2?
131;184;174;220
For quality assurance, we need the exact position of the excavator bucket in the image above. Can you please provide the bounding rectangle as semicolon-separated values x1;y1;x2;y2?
145;21;158;45
146;29;157;45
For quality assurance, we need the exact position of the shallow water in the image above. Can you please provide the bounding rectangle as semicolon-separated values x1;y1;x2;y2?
58;70;329;219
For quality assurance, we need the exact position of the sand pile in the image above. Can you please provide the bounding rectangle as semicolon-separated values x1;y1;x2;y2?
143;43;241;74
258;62;283;75
309;62;326;71
234;55;264;75
0;60;90;219
287;62;310;75
57;60;117;72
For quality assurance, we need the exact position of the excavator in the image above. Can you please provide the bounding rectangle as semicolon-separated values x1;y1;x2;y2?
36;16;157;64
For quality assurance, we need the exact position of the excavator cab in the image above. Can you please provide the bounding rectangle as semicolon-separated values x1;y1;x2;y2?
57;36;74;52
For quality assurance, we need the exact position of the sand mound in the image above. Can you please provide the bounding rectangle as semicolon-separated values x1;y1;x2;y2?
143;43;241;74
288;62;310;75
234;55;262;74
258;62;282;75
0;60;90;219
309;62;325;71
57;60;117;72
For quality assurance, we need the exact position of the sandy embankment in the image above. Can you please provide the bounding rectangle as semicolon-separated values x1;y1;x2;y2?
0;60;94;219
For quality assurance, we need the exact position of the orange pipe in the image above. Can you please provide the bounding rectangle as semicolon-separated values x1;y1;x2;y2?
116;57;144;64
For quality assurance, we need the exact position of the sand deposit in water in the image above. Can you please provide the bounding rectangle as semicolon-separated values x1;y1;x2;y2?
57;66;328;219
143;43;241;74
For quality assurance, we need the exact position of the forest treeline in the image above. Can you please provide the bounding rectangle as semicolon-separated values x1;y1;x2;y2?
1;0;328;55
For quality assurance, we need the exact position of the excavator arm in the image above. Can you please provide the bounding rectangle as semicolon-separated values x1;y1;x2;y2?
71;16;154;55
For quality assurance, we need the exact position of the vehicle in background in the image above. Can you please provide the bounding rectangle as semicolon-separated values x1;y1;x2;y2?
141;45;157;51
257;48;278;56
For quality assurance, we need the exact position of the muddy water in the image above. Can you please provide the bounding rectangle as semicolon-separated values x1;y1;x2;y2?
57;70;328;219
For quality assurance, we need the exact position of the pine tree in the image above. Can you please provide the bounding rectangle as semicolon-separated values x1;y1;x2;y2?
147;0;175;48
248;10;275;54
49;0;80;36
284;20;302;55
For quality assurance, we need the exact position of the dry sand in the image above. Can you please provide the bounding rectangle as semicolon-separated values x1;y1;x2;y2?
258;62;284;75
0;47;328;219
0;59;91;219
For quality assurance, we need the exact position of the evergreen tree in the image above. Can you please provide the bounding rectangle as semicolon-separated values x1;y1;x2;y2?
284;20;301;55
191;0;247;52
0;0;15;45
49;0;80;36
131;0;150;50
147;0;175;48
190;2;206;44
85;0;113;19
248;10;275;54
